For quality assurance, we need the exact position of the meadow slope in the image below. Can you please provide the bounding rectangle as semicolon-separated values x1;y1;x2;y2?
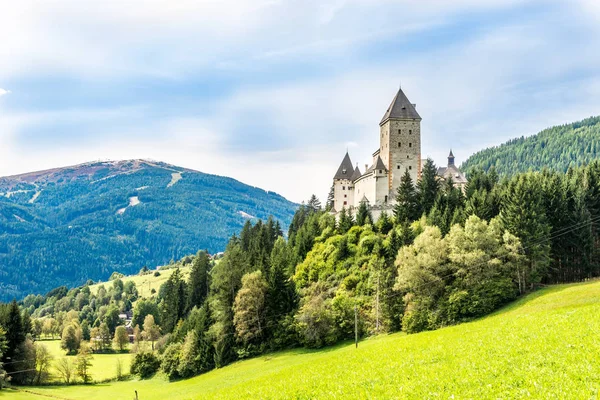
5;280;600;399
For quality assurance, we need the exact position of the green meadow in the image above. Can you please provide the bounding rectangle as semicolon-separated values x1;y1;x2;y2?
37;339;133;383
5;280;600;399
89;266;191;298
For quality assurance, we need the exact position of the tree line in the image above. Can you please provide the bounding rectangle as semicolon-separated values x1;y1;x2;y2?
461;116;600;178
3;159;600;387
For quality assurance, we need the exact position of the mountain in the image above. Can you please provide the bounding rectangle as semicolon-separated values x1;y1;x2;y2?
0;160;297;300
460;116;600;177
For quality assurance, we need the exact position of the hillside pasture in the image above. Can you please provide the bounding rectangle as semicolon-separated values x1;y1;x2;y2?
7;279;600;399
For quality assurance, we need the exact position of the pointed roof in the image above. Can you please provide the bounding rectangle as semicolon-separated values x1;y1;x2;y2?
351;165;362;181
374;156;387;171
380;87;421;125
360;194;370;204
333;152;354;180
449;149;454;158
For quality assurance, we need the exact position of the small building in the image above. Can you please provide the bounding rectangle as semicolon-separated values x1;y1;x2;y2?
437;150;468;192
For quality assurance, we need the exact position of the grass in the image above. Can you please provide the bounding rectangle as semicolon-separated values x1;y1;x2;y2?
6;280;600;399
35;340;133;384
88;266;191;298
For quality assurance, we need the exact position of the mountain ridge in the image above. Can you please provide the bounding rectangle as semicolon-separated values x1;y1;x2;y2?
460;116;600;177
0;159;297;300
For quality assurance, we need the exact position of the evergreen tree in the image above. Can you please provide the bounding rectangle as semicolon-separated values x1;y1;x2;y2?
500;173;551;293
377;211;393;234
326;185;335;211
188;251;210;312
337;208;354;234
307;194;322;211
356;201;372;226
1;301;24;370
160;268;187;333
267;238;297;317
417;158;440;217
394;168;419;223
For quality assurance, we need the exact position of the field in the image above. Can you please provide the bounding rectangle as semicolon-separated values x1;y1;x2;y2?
37;339;133;383
5;280;600;399
89;266;191;298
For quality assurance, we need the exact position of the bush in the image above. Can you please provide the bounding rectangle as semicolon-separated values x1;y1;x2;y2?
160;343;182;380
154;271;160;277
130;351;160;379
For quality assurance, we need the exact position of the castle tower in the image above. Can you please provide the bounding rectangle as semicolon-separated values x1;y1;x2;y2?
332;152;355;211
378;88;421;196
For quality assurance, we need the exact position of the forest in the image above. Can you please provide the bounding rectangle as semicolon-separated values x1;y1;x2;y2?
0;161;297;301
3;157;600;388
461;116;600;177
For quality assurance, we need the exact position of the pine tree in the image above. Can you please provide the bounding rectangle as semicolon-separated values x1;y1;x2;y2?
377;211;393;234
394;168;419;224
2;301;24;368
307;194;322;211
267;238;297;318
326;185;335;211
188;251;210;312
417;158;440;216
337;208;354;234
500;173;551;293
160;268;187;333
356;201;372;226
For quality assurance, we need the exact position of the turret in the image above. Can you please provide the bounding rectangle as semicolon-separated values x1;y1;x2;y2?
448;149;455;166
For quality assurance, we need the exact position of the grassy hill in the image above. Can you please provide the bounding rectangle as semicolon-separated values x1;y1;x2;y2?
8;279;600;399
88;265;193;298
461;116;600;177
0;160;297;300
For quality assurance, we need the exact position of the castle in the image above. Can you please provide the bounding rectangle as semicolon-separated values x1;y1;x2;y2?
331;87;467;214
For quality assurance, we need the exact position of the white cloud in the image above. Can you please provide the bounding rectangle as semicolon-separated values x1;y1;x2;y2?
1;0;600;204
0;0;535;80
0;88;10;96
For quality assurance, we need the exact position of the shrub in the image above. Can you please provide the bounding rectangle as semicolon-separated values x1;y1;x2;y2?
160;343;182;380
130;351;160;379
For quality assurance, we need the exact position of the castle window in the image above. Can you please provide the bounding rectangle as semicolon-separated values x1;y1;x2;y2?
342;186;345;190
397;165;400;169
344;201;347;206
409;143;412;147
409;130;412;134
398;142;401;147
398;129;401;134
407;155;409;159
384;195;388;203
344;194;347;198
409;166;412;170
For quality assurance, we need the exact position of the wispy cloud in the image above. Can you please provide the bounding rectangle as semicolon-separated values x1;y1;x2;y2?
0;0;599;203
0;88;10;96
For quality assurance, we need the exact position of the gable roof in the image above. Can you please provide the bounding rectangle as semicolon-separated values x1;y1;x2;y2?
333;152;354;180
380;88;421;125
437;165;468;184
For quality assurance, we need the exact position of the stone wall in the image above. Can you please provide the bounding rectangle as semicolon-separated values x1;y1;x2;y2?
379;118;421;194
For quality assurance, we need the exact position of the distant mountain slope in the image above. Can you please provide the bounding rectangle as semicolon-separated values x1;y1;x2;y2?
461;116;600;177
0;160;297;300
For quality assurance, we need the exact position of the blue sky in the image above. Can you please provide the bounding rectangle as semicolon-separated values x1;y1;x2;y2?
1;0;600;202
